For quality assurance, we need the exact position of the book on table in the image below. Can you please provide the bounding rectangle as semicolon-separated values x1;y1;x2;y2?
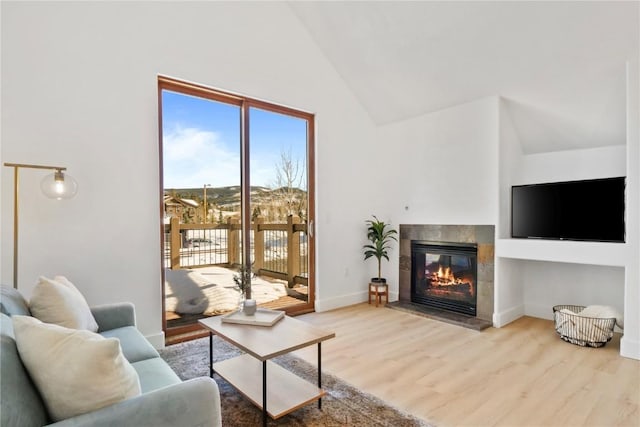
221;307;285;326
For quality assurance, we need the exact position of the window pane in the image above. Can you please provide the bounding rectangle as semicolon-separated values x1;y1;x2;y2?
162;89;242;329
249;107;309;306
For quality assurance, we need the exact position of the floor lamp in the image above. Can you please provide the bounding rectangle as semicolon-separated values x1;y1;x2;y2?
3;163;78;289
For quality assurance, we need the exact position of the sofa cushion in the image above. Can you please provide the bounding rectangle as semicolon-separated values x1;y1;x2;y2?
0;312;14;338
0;314;49;427
91;302;136;331
131;357;182;393
0;285;31;316
12;315;141;422
100;326;160;363
29;276;99;332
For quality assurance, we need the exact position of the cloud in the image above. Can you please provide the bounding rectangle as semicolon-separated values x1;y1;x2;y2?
250;156;279;188
163;126;242;188
162;125;299;189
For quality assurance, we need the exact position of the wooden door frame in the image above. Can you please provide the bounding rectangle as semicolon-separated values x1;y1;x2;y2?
157;76;316;338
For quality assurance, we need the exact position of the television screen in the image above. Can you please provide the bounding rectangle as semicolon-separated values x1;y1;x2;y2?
511;177;625;242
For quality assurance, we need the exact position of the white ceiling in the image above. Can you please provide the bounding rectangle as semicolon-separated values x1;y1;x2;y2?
289;1;639;154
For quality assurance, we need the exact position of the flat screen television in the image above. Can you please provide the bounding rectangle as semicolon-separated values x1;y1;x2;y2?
511;177;625;243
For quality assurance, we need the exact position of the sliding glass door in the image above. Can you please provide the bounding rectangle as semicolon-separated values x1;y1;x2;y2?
248;106;313;311
158;77;315;338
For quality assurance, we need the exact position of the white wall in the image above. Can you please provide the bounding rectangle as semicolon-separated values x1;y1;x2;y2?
381;97;500;227
0;2;377;344
622;58;640;358
494;99;526;325
494;258;525;326
522;261;625;322
353;97;499;305
498;98;524;239
515;145;626;184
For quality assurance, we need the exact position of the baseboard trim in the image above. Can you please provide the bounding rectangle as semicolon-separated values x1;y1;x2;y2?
493;304;524;327
315;292;366;312
620;336;640;360
314;291;399;312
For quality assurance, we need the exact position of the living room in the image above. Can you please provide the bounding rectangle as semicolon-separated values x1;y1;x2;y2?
1;1;639;426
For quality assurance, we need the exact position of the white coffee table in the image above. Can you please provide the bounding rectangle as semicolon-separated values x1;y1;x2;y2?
198;315;335;426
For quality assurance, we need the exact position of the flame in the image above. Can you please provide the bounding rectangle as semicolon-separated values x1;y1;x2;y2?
436;266;455;282
428;263;474;296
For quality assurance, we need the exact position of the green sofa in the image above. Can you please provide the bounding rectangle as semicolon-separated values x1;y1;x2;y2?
0;285;222;426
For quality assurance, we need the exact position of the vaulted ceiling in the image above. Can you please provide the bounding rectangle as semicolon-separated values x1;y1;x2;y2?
289;1;639;154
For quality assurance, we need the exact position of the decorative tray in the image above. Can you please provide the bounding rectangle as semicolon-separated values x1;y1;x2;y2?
221;307;285;326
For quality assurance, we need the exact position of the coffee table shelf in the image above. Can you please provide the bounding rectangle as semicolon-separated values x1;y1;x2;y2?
212;354;326;419
199;315;335;426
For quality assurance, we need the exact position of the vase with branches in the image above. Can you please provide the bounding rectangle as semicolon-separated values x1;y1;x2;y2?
233;264;251;299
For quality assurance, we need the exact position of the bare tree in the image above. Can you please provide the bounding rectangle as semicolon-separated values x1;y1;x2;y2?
269;148;307;222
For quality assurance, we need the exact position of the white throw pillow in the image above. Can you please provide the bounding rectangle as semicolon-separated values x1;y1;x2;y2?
12;315;141;421
29;276;99;332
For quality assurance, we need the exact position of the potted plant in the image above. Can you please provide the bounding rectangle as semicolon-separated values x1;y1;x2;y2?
363;215;398;283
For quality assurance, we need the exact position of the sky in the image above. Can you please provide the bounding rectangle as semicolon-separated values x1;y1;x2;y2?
162;90;308;190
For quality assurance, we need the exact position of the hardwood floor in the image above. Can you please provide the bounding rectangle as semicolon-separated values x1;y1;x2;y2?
292;303;640;427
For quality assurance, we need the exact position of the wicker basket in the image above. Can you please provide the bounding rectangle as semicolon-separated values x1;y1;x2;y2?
552;305;616;348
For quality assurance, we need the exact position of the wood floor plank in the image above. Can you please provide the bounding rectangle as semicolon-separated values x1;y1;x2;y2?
294;303;640;427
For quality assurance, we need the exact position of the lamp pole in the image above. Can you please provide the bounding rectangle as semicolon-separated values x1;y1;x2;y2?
3;163;78;289
203;184;211;224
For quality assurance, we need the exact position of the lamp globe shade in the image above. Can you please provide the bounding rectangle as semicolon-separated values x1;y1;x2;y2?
41;170;78;200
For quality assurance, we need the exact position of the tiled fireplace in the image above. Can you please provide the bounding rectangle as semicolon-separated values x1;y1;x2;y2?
397;224;495;328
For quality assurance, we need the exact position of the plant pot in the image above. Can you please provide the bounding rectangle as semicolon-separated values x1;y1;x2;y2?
371;278;387;284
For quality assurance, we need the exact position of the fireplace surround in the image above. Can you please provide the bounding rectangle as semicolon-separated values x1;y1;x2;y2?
397;224;495;326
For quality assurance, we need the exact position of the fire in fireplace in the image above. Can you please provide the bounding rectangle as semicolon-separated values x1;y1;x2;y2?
411;241;477;316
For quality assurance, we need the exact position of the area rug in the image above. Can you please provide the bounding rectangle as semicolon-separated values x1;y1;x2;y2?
160;336;431;426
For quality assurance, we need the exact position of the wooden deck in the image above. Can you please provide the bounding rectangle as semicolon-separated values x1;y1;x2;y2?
165;265;308;334
258;295;306;310
165;294;307;344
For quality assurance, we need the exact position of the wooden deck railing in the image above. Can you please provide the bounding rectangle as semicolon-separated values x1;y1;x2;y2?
164;215;308;287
